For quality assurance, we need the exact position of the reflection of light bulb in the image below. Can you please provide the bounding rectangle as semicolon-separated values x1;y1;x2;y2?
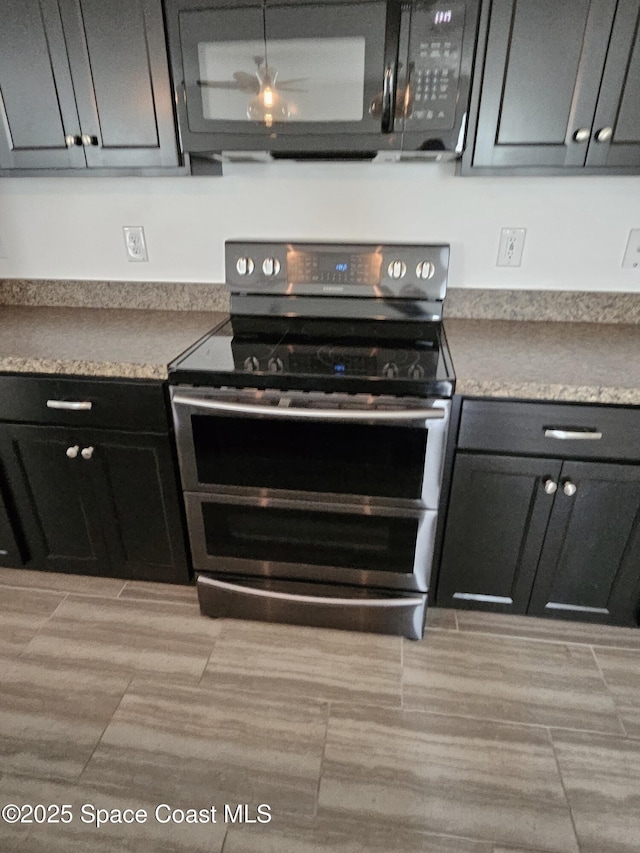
247;71;289;126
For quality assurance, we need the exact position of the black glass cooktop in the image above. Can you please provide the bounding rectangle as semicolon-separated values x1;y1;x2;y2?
169;316;455;398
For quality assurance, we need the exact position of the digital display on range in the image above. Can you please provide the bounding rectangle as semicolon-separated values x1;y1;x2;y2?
287;249;382;285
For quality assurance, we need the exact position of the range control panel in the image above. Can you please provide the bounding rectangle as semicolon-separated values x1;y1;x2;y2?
225;241;449;301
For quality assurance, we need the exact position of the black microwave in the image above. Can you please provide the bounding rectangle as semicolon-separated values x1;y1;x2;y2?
164;0;480;162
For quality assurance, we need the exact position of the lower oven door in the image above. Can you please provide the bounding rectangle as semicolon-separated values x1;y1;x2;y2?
184;492;437;593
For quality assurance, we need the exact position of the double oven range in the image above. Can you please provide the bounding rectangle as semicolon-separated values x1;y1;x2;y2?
169;241;455;639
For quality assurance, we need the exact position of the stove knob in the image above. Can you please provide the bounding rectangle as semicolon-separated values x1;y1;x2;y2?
236;257;255;276
407;364;425;379
416;261;435;280
262;257;281;277
387;260;407;280
243;356;260;372
268;357;284;373
382;362;399;378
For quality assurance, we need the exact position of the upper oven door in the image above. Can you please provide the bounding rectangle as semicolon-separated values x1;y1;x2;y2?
171;387;450;510
165;0;406;155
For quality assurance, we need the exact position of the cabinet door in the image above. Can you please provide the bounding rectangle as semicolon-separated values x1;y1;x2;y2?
91;431;189;583
0;425;111;576
58;0;179;168
472;0;616;168
529;461;640;626
0;0;86;169
586;0;640;168
436;454;561;613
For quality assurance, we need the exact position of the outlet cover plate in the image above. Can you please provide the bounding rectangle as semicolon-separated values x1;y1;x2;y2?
622;229;640;269
123;226;148;262
497;227;526;267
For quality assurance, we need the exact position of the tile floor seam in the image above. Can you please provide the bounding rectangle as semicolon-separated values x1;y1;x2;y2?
76;672;136;782
333;703;627;739
0;580;128;599
13;590;71;661
195;641;220;687
588;643;629;737
545;726;582;853
314;700;333;820
448;623;640;652
219;826;229;853
115;588;199;608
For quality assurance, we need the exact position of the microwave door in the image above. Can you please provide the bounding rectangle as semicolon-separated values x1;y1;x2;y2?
263;1;392;136
174;0;403;151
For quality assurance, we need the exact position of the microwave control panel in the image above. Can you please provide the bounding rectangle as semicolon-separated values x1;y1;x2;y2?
406;1;466;130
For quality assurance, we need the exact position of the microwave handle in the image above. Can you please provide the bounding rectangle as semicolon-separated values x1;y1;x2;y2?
172;394;446;422
381;2;402;133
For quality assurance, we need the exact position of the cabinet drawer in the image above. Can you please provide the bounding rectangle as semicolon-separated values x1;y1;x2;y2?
459;400;640;461
0;376;168;432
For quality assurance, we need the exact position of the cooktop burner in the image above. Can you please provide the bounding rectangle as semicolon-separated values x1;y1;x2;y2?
169;316;455;397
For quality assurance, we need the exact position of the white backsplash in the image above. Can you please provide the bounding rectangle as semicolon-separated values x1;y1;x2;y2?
0;161;638;293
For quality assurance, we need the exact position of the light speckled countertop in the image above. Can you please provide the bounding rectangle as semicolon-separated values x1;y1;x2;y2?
0;306;225;380
0;303;638;405
445;318;640;405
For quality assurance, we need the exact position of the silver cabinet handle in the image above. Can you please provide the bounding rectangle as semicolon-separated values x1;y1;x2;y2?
595;127;613;143
65;134;77;147
573;127;591;142
544;428;602;440
81;446;94;460
172;394;445;422
563;481;577;497
543;479;558;495
66;445;79;459
47;400;93;411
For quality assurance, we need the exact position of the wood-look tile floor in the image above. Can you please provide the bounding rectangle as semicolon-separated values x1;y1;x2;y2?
1;570;639;852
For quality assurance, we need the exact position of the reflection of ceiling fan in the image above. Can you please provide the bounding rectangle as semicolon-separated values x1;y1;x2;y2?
198;56;307;126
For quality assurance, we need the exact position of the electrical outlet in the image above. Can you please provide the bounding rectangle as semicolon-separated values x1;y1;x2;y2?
497;227;526;267
123;226;148;262
622;229;640;269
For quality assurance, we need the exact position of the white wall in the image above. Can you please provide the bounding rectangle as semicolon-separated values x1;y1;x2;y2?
0;161;639;291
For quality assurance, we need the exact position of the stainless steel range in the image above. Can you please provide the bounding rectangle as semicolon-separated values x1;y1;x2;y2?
169;241;455;639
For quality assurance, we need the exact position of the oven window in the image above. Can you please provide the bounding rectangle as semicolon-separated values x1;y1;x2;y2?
197;37;366;122
191;415;428;499
202;503;419;574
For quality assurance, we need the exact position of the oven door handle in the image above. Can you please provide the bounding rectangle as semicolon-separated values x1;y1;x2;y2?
198;576;424;608
172;394;446;422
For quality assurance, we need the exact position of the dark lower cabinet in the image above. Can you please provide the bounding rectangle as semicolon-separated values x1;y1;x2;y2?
436;454;561;614
529;461;640;624
0;423;189;583
437;452;640;626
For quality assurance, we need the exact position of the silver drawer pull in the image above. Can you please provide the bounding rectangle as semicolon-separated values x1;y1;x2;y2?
47;400;93;411
198;576;423;608
172;394;445;422
544;428;602;440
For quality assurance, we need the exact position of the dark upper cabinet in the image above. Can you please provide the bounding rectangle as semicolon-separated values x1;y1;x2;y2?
463;0;640;173
0;0;179;172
